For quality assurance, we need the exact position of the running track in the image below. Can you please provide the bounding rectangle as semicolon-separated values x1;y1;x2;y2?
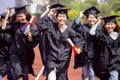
3;45;100;80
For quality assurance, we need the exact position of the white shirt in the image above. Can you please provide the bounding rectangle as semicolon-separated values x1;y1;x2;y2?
109;32;118;40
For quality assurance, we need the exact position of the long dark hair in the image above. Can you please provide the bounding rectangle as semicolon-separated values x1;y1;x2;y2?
102;22;120;34
9;11;32;23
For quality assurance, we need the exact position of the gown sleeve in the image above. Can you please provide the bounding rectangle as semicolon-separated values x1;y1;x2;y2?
37;15;52;32
69;28;84;49
68;28;87;69
25;24;41;48
71;17;82;31
1;23;14;34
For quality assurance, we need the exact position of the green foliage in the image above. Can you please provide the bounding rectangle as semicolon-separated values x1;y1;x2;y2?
49;0;120;22
68;0;101;21
68;2;84;21
99;2;111;17
108;0;120;16
67;0;120;21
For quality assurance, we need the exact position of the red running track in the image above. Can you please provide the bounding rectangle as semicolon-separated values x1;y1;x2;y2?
3;46;100;80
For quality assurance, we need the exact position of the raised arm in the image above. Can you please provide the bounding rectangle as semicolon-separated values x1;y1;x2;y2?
75;11;84;25
2;7;11;30
25;16;37;42
40;5;50;18
89;16;102;35
71;11;84;32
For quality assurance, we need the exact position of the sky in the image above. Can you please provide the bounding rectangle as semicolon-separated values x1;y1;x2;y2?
0;0;15;13
0;0;41;14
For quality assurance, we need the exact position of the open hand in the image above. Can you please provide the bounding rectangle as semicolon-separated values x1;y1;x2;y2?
75;47;82;54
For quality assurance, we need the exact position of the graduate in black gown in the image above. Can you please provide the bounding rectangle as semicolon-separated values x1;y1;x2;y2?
37;3;65;73
38;3;65;31
43;8;84;80
1;6;40;80
89;15;120;80
71;6;101;80
0;12;12;79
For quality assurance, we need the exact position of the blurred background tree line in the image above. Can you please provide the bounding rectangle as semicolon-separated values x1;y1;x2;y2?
45;0;120;25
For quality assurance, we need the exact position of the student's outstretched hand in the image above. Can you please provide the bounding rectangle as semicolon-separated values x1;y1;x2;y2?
67;38;82;55
72;46;83;55
76;47;82;54
79;11;84;17
90;16;102;35
96;16;102;25
6;7;11;16
48;8;55;17
74;46;82;54
1;7;11;30
41;5;50;18
46;5;51;12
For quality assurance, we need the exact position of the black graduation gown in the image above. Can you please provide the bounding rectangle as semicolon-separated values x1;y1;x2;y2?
4;22;40;79
37;15;57;76
91;30;120;79
37;15;55;66
0;26;11;77
44;23;84;80
71;21;101;68
37;15;53;32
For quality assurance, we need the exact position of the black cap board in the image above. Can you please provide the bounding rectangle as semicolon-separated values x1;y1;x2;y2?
56;8;70;19
13;5;30;14
50;3;65;9
83;6;100;17
56;8;70;14
102;15;119;23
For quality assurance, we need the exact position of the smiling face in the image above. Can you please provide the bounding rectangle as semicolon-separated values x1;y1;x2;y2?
56;13;67;25
104;22;117;33
16;13;27;23
87;14;97;26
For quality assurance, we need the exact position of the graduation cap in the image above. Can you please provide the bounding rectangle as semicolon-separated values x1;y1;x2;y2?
56;8;70;19
83;6;100;17
102;15;119;24
12;5;30;14
56;8;70;14
49;3;65;9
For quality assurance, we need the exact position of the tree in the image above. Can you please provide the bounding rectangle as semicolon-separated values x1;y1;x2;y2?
48;0;120;22
68;0;100;21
